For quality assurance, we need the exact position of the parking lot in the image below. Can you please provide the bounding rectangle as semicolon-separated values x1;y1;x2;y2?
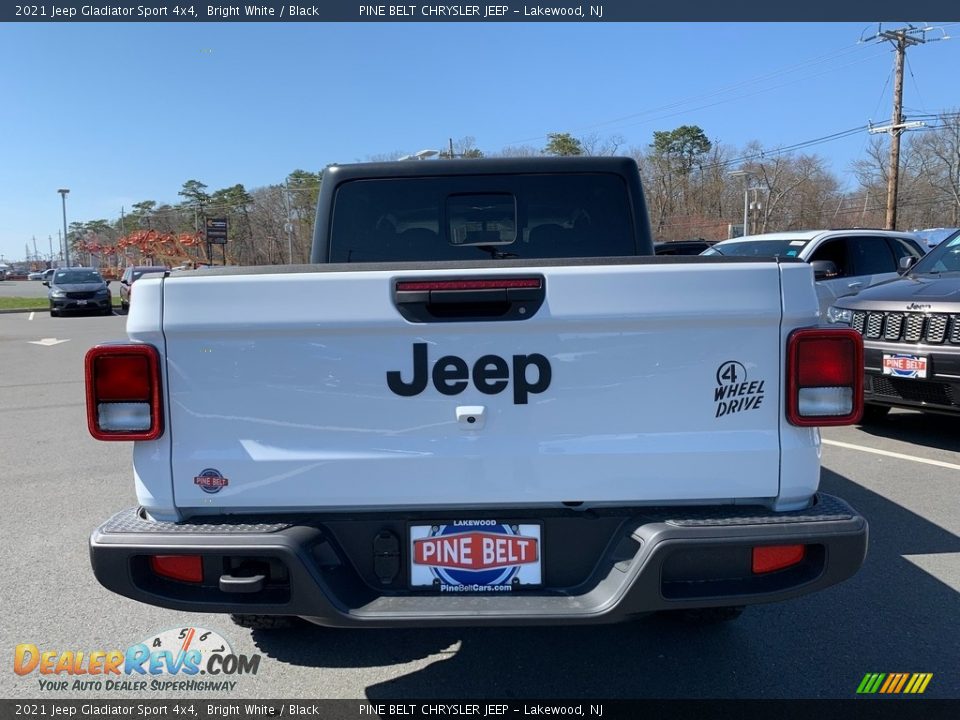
0;311;957;700
0;278;56;299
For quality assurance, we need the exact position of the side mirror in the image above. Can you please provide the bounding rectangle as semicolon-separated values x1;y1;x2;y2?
105;280;112;286
811;260;839;280
42;281;49;287
898;256;917;274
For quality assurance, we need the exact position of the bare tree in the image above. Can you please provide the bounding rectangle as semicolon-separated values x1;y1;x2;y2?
913;111;960;225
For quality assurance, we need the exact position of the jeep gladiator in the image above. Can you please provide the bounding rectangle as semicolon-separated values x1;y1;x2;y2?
87;157;867;627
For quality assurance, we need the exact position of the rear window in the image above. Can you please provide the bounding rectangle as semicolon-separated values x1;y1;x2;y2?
328;173;635;262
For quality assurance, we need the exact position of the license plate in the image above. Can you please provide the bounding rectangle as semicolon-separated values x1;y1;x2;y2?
883;353;927;379
76;300;87;305
410;521;542;591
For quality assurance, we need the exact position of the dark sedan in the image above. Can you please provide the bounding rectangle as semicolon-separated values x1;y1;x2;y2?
45;268;113;316
119;265;168;313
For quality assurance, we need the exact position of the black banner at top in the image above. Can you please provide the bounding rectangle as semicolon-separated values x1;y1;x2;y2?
5;1;960;22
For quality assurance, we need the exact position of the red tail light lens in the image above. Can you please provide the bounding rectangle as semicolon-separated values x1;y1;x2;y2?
150;555;203;583
85;344;163;440
786;328;863;426
752;545;806;574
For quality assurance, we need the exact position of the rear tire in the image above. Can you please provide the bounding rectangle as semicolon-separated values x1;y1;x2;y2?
860;404;891;423
662;606;745;624
230;614;300;630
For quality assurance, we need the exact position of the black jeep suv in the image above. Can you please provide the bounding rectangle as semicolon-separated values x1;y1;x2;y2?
827;229;960;419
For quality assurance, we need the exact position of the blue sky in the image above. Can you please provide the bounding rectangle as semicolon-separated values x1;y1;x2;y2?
1;21;958;262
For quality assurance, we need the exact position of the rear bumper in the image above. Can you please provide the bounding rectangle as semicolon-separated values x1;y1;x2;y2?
90;495;867;627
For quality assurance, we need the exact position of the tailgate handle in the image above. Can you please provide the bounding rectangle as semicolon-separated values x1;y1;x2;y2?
394;277;545;323
219;573;266;594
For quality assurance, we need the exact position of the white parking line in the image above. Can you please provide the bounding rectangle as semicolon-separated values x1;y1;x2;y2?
822;438;960;472
28;312;34;321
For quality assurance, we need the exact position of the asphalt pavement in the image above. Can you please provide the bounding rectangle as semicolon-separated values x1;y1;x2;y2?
0;279;53;299
1;312;957;700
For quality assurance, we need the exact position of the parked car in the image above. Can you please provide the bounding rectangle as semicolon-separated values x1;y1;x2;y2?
654;239;716;255
45;268;112;316
826;228;960;419
27;270;46;280
703;229;925;317
119;266;168;313
912;227;960;251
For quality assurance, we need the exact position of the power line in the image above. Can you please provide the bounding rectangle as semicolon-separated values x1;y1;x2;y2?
508;44;888;145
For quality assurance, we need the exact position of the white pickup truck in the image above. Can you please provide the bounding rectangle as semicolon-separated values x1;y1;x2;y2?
87;158;867;628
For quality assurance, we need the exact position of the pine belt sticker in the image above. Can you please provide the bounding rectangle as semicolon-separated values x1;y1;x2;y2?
714;361;766;418
194;468;228;494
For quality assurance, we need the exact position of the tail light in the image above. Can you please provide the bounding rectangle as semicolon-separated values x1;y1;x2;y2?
85;344;163;440
786;328;863;426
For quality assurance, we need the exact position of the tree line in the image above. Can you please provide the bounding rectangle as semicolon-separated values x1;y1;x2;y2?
63;112;960;267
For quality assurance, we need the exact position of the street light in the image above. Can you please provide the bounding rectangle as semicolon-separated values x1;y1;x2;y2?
728;170;751;238
57;189;70;266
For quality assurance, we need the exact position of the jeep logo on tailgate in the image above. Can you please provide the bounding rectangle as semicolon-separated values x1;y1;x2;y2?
387;343;551;404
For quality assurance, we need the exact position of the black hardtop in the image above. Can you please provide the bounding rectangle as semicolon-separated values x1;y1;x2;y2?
323;156;641;180
312;156;652;263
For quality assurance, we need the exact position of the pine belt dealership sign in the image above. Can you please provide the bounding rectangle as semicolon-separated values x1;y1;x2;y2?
5;1;958;22
205;219;228;245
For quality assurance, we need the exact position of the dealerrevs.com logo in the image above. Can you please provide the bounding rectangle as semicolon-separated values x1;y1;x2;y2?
14;627;260;692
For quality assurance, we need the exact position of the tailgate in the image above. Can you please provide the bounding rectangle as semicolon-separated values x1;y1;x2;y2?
157;262;787;512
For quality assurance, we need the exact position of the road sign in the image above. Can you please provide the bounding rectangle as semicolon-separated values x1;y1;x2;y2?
205;218;228;245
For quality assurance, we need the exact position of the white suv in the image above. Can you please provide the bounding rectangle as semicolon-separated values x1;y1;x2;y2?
704;229;925;316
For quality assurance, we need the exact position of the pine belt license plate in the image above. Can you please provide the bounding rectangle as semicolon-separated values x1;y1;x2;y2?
410;521;542;592
883;353;928;379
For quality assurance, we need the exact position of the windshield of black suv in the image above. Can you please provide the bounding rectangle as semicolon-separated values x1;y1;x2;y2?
703;237;811;258
329;173;635;262
53;270;104;285
910;231;960;275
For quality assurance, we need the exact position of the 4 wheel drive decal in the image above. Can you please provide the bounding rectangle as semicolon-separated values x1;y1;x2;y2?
387;343;552;404
714;360;766;418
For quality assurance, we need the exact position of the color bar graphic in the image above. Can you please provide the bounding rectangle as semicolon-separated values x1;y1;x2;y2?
857;673;932;694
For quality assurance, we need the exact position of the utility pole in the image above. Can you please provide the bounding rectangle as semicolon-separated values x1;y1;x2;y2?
284;182;294;264
861;24;948;229
119;207;125;270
